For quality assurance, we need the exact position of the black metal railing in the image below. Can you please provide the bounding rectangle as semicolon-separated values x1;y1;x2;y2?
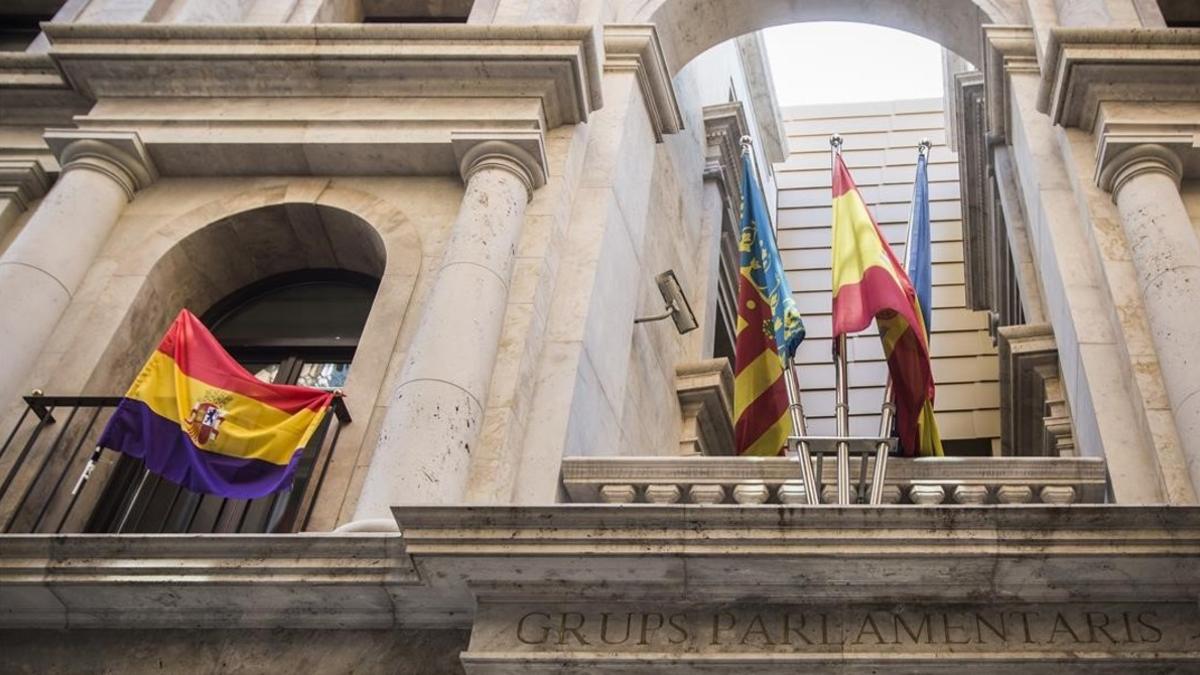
0;393;350;534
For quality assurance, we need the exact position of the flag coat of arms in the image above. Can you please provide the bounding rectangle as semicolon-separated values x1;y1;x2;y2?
829;153;942;457
734;151;806;456
98;309;335;498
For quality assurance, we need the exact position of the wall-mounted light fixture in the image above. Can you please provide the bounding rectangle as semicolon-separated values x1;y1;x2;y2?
634;270;698;334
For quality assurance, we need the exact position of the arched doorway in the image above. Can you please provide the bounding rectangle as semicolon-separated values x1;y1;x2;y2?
87;270;379;534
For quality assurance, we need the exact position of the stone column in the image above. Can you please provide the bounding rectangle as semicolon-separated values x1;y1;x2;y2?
0;159;50;250
0;131;155;401
1099;144;1200;494
350;135;545;526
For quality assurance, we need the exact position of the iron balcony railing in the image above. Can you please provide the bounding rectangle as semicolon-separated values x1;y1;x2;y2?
0;393;350;534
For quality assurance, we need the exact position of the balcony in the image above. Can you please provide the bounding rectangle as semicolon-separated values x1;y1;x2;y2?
0;393;351;534
562;455;1107;505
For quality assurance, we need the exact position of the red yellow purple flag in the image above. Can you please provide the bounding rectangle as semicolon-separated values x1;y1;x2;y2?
829;154;942;457
97;309;334;498
734;151;806;456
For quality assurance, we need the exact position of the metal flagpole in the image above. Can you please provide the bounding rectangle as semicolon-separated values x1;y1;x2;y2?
867;138;932;504
741;135;819;505
830;134;851;505
783;358;820;505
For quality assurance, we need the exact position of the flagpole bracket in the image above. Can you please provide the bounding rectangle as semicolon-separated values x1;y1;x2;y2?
829;134;843;152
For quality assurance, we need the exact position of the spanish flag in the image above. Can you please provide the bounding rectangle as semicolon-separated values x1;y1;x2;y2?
734;151;806;456
97;310;334;498
830;154;942;457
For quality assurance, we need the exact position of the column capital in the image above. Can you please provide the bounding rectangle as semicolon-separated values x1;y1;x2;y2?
43;130;157;201
452;131;547;202
0;158;51;210
1097;143;1184;197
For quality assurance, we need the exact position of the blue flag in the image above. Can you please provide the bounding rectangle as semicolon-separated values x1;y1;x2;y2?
907;152;933;336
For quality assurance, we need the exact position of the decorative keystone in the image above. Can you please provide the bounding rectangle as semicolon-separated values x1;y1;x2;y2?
820;485;839;505
732;482;769;505
599;484;638;504
953;485;990;505
996;485;1034;504
688;484;725;504
776;481;808;505
644;484;681;504
909;485;947;505
1040;485;1077;505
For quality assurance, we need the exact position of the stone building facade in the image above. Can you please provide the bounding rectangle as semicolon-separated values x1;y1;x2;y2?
1;0;1199;672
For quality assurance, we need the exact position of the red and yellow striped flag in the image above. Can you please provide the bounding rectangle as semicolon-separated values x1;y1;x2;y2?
830;154;942;457
734;152;806;456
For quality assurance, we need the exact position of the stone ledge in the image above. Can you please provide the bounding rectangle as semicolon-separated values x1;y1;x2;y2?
5;506;1199;632
43;22;603;128
561;455;1107;503
1039;27;1200;131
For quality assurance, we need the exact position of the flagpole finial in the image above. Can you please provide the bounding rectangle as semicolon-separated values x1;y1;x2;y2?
830;134;843;153
739;135;753;155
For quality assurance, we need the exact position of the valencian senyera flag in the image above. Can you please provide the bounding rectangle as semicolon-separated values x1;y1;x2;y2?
734;151;806;456
97;309;334;498
830;153;942;457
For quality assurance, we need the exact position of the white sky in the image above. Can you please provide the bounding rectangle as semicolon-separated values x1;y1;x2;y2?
763;23;944;106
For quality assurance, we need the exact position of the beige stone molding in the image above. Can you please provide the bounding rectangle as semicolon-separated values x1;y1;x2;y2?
43;129;157;201
981;25;1038;145
702;101;750;217
675;358;734;456
0;159;51;211
1096;140;1185;195
561;454;1105;505
997;323;1077;458
1039;27;1200;131
4;506;1200;631
0;53;90;126
452;131;548;200
43;22;603;128
602;24;684;142
952;71;989;311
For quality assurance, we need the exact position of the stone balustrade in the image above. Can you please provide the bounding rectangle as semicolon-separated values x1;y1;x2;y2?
561;456;1107;505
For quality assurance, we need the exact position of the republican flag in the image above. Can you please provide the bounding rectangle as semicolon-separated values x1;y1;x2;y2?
830;153;942;457
734;151;806;456
97;309;334;498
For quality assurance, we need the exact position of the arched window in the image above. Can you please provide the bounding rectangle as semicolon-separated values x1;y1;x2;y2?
88;270;378;534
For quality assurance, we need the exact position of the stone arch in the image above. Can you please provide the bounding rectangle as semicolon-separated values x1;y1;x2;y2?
82;184;423;398
626;0;1027;73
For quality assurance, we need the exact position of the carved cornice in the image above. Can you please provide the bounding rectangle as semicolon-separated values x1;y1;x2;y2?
452;131;548;201
9;505;1200;631
1097;142;1184;195
675;359;734;456
43;129;157;200
603;24;684;142
953;71;989;312
0;159;51;211
701;101;750;224
1039;27;1200;132
43;22;604;129
982;25;1039;145
0;53;91;126
997;323;1075;458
